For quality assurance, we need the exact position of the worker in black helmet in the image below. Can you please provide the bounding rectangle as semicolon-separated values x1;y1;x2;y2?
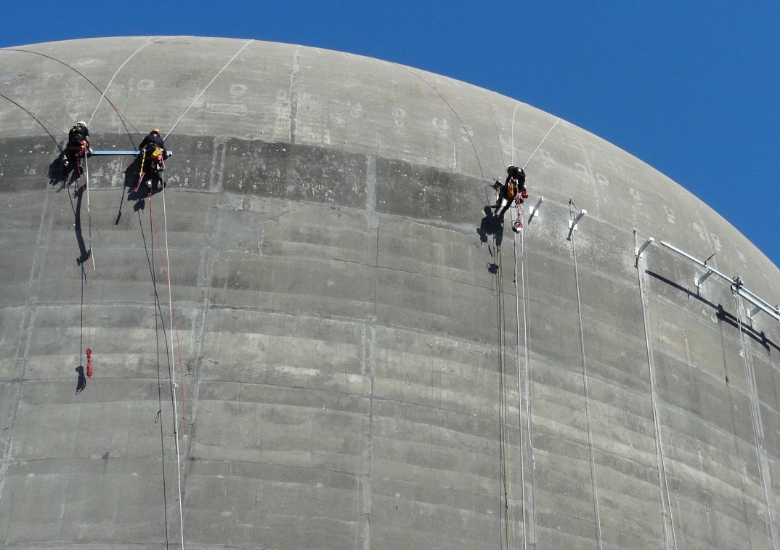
489;166;528;217
506;165;527;193
60;121;91;176
136;129;168;190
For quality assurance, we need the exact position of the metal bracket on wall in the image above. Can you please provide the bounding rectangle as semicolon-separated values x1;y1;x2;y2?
635;237;654;259
528;196;544;225
569;209;586;231
695;269;714;288
659;240;780;323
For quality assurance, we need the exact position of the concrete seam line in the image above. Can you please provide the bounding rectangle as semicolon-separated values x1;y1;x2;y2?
164;39;254;141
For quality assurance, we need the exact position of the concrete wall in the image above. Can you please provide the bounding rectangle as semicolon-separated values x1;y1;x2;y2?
0;36;779;549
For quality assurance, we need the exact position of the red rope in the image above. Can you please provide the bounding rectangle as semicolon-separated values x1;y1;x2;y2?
87;252;94;377
0;93;66;135
5;48;143;136
86;348;93;378
148;193;187;435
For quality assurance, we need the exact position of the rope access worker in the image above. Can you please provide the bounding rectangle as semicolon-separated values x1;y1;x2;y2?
489;166;528;217
139;128;165;152
136;129;168;190
60;121;92;176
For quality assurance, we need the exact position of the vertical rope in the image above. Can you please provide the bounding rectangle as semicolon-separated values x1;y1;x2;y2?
513;203;528;550
569;200;603;550
149;197;186;550
139;209;170;549
717;306;754;549
161;185;187;436
733;293;777;549
635;230;678;550
520;209;539;548
496;243;514;550
488;93;507;169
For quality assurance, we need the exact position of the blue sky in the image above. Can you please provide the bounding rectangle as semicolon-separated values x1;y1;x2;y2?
3;1;779;269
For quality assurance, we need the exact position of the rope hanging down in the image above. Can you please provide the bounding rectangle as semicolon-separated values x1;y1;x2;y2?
569;198;604;550
149;194;184;548
139;203;185;550
3;48;142;139
0;93;64;151
634;230;678;550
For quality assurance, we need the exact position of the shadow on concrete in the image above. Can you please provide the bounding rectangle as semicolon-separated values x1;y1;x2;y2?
48;157;80;191
113;157;140;225
113;157;167;223
75;365;86;394
73;187;91;266
477;206;504;245
646;269;777;354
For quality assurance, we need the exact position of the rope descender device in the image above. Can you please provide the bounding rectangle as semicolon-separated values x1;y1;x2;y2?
86;348;93;378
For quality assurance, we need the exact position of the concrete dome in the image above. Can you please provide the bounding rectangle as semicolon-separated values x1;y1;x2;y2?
1;36;779;549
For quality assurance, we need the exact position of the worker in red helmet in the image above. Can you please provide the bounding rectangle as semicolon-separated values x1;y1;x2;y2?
139;128;165;151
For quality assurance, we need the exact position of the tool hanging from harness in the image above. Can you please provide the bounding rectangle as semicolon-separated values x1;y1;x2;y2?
135;146;166;192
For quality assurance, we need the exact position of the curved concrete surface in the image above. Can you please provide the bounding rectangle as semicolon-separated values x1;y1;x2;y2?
0;37;779;549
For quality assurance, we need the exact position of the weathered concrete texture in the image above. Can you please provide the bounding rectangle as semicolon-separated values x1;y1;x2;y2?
1;36;780;550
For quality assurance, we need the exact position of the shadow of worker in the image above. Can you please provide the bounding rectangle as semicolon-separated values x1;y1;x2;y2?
48;156;80;191
477;206;504;247
73;187;90;266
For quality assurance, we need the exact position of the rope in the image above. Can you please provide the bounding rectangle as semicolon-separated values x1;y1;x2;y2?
717;305;754;550
164;39;254;142
80;263;85;374
88;38;160;127
510;104;521;167
3;48;142;138
393;63;490;203
512;110;560;549
512;203;528;550
733;292;777;549
148;195;186;549
0;93;64;151
139;206;177;548
634;231;677;550
488;93;506;168
161;185;188;436
495;243;514;550
569;199;603;550
523;118;559;171
84;157;95;377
